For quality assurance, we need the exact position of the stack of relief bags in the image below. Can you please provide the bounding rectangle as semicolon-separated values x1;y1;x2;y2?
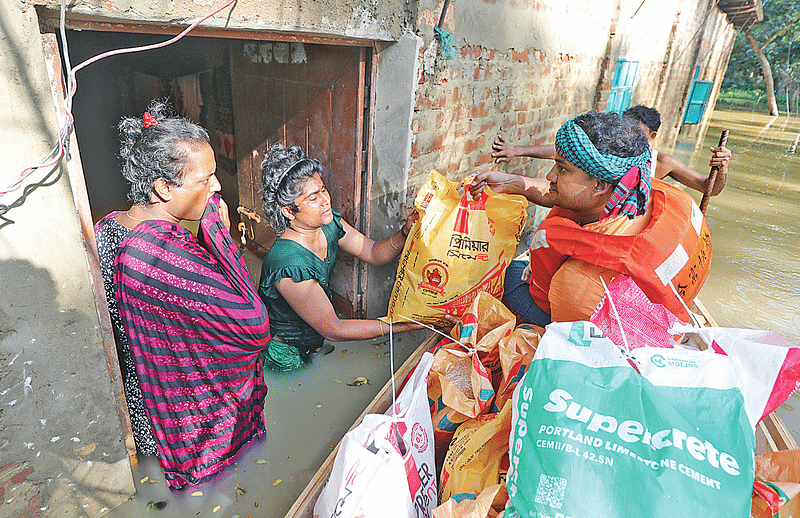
426;291;543;517
429;276;800;518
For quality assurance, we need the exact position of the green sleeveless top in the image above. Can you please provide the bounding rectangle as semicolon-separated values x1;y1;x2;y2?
258;211;346;362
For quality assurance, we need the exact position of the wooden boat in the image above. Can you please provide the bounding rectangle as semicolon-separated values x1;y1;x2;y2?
285;304;798;518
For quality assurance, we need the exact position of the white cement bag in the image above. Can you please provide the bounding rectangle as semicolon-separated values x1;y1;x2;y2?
314;352;437;518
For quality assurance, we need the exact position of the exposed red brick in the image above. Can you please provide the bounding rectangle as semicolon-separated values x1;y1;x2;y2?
480;122;494;133
474;153;493;166
511;48;529;62
462;44;483;59
469;102;489;118
496;99;512;113
464;135;486;154
454;122;472;138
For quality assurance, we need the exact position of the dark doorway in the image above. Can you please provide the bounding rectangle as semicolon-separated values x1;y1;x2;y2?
231;41;372;317
58;29;372;316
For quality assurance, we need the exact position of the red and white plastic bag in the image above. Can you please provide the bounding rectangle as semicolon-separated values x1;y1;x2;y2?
314;352;437;518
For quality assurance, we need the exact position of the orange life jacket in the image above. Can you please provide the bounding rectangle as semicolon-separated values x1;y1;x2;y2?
528;179;712;321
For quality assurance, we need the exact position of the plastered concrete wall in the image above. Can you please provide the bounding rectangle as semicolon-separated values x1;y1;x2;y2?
0;3;134;517
367;34;424;318
409;0;737;201
34;0;411;42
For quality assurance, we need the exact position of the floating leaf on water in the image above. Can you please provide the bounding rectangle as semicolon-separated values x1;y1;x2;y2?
148;479;158;484
316;404;322;408
333;378;341;383
75;443;96;456
236;485;246;497
146;501;155;511
374;344;382;349
338;354;343;359
347;376;369;386
140;476;149;483
255;459;268;464
213;505;221;512
254;500;259;507
272;479;282;486
232;515;240;518
191;491;203;497
329;444;335;448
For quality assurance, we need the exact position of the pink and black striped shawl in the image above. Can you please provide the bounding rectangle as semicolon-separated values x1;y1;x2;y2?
114;196;270;490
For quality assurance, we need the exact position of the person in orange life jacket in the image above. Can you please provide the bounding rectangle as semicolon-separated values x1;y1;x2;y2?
469;111;712;326
490;105;731;197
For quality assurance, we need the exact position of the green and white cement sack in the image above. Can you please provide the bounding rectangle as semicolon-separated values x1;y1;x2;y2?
505;320;757;518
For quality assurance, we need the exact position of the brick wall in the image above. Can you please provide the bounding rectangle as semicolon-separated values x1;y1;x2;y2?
408;0;737;193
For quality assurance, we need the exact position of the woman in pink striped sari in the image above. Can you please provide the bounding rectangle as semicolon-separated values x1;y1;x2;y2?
97;101;270;490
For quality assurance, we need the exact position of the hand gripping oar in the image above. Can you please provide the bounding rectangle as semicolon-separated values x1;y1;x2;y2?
699;130;729;214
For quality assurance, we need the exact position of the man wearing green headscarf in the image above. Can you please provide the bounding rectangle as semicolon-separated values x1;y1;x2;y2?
469;111;712;325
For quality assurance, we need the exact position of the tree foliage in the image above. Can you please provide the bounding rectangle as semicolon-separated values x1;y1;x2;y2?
721;0;800;114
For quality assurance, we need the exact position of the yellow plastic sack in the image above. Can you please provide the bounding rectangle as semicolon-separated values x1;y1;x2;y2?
388;171;527;326
433;484;508;518
440;403;513;503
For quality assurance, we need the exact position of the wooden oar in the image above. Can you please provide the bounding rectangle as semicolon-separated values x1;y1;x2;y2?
699;130;729;214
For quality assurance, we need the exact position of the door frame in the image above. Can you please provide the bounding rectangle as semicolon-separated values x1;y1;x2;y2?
36;10;381;465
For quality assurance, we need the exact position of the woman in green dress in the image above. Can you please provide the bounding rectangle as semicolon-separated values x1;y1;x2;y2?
258;143;426;371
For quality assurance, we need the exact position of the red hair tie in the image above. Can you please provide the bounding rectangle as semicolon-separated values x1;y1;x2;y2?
142;112;158;128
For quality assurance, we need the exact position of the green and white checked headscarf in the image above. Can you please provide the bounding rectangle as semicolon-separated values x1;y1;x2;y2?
555;117;651;219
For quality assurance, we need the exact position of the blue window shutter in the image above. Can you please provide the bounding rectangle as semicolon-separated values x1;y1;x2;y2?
683;80;713;124
606;60;639;113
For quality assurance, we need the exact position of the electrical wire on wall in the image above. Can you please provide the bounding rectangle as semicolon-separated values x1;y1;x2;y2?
0;0;237;229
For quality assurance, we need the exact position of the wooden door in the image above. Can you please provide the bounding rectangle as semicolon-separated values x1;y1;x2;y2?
231;41;369;317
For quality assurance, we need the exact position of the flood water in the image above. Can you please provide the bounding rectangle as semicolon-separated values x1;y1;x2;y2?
671;108;800;445
101;108;800;518
103;320;430;518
